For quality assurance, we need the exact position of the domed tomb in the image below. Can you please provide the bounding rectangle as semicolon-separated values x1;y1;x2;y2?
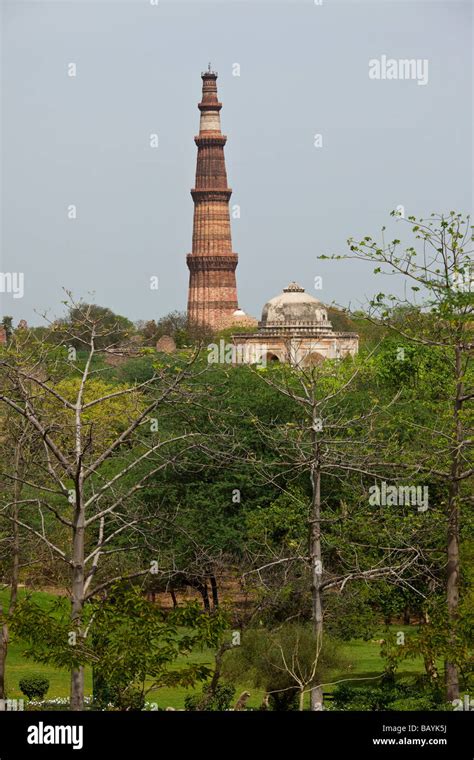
259;282;332;333
231;280;359;367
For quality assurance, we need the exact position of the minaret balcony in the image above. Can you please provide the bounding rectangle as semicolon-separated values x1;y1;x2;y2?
194;134;227;146
190;188;232;202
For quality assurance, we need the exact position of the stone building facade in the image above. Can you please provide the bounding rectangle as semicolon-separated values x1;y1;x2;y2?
232;283;358;367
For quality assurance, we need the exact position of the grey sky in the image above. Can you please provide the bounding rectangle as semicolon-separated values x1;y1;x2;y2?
1;0;472;325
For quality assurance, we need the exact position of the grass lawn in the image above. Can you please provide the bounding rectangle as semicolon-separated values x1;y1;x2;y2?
1;589;431;710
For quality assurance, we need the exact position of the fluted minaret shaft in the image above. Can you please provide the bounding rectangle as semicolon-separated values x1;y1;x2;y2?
186;69;239;330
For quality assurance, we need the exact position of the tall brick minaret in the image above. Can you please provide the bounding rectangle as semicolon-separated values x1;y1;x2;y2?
186;66;239;330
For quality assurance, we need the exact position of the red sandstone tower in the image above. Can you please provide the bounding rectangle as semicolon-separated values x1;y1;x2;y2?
186;67;239;330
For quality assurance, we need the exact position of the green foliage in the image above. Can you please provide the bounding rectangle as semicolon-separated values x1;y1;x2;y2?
268;689;299;712
381;602;474;690
184;682;235;711
54;303;134;349
223;624;346;710
93;674;145;711
326;587;379;641
19;675;50;701
137;311;190;348
116;356;156;384
332;678;447;712
326;307;358;333
1;223;471;713
246;487;307;550
215;325;255;344
12;585;228;709
1;315;13;341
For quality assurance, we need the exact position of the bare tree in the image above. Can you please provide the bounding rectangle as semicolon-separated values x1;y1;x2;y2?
0;302;206;710
245;346;425;710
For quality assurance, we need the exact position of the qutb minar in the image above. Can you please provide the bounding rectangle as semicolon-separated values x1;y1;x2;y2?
186;66;242;330
186;66;358;365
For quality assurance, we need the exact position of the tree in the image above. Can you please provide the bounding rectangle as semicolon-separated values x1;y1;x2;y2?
53;301;134;350
223;624;345;711
12;584;226;709
0;410;36;702
137;361;294;614
136;311;190;348
1;317;13;343
334;211;473;700
245;348;425;709
0;299;203;709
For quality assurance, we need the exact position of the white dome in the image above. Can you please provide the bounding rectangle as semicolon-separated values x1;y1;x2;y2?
261;283;328;325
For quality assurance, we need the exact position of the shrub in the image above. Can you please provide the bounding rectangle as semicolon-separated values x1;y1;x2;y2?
92;670;145;711
223;624;347;710
332;679;447;711
185;683;235;711
268;688;299;712
19;676;49;701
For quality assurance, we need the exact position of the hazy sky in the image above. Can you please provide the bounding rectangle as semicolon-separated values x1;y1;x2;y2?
1;0;472;325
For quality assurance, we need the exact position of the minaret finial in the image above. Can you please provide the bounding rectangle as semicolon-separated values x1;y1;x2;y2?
202;63;217;77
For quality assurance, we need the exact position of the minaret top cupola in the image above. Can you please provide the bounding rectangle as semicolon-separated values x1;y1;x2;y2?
198;64;223;134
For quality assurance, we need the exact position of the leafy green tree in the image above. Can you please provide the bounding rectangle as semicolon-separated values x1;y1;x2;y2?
154;311;189;347
1;317;13;342
140;361;296;612
12;584;227;710
332;211;473;700
53;302;134;349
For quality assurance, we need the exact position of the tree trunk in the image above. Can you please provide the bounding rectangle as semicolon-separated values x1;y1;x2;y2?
310;410;323;711
183;577;210;612
299;688;305;712
209;575;219;609
420;607;438;682
445;345;463;702
204;641;232;707
424;655;439;683
199;582;210;612
0;443;22;702
70;482;85;711
0;621;7;703
169;587;178;608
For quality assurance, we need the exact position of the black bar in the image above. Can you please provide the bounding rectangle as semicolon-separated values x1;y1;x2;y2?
0;711;472;758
